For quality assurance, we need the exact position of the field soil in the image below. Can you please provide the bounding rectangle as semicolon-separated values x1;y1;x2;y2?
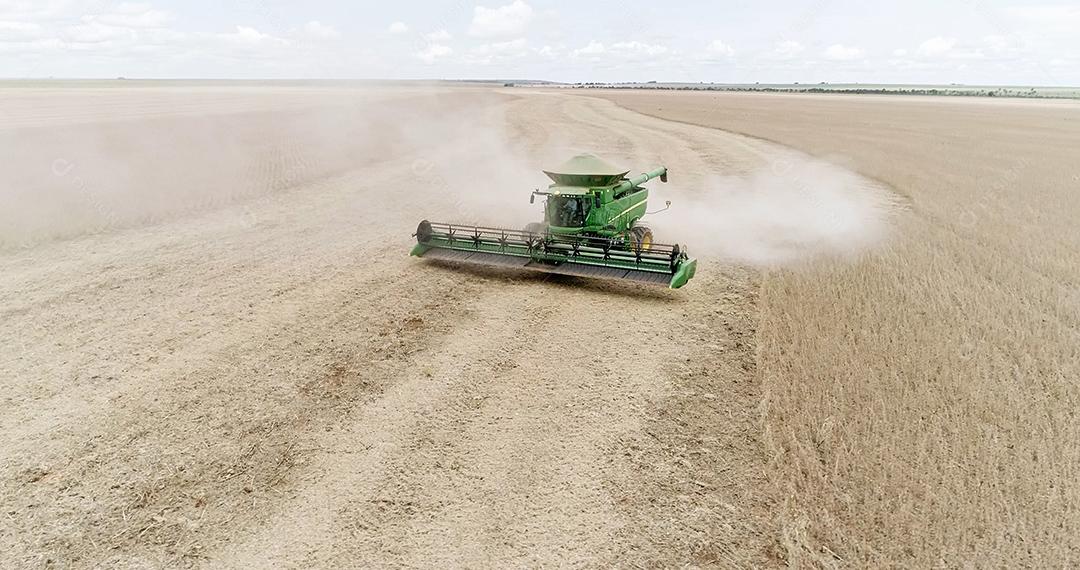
582;89;1080;566
1;85;800;568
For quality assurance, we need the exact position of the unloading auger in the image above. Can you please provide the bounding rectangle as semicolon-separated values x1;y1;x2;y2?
410;154;697;289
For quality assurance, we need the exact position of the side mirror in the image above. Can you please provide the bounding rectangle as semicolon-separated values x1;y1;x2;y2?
530;194;536;204
665;200;671;207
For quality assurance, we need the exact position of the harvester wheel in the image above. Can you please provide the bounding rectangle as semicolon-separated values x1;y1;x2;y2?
630;226;654;251
415;220;433;243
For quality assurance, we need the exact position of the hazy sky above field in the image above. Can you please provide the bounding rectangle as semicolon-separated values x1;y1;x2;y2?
1;0;1077;85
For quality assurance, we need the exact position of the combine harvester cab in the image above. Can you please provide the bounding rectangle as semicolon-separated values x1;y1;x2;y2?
410;154;698;289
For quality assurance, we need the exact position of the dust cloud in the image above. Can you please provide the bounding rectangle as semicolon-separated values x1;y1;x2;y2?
0;88;896;263
0;88;543;250
650;155;899;266
396;98;546;230
0;89;404;248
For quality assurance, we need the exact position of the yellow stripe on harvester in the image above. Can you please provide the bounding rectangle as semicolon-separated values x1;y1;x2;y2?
615;199;646;220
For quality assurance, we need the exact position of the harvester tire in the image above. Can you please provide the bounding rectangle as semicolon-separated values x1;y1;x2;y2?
630;226;654;251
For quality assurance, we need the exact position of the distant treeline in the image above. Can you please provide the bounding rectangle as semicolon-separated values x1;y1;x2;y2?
560;84;1072;100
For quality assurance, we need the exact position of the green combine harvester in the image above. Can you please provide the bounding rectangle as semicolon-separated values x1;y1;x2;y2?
410;154;697;289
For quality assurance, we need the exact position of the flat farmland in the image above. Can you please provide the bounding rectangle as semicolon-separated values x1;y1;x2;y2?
1;83;1077;567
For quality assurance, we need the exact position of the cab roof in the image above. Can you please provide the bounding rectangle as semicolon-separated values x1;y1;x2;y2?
546;186;592;196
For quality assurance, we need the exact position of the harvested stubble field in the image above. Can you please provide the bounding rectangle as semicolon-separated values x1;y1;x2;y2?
0;83;1076;568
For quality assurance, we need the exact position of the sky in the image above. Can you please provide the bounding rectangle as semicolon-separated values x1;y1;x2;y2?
0;0;1077;85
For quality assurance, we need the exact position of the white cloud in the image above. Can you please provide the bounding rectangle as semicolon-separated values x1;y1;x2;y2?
469;0;533;38
0;0;1076;85
707;39;734;58
1006;5;1080;34
773;40;805;59
823;44;864;61
219;26;287;47
303;21;340;40
0;37;63;55
983;35;1009;52
611;41;669;57
574;40;605;56
62;21;137;44
0;20;44;41
473;38;526;54
425;29;452;42
90;4;173;29
39;2;176;47
1;3;193;60
981;34;1024;57
466;38;528;64
572;40;672;65
133;26;185;46
913;37;986;60
917;37;956;58
0;1;66;21
0;3;344;71
537;44;564;58
417;43;452;63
